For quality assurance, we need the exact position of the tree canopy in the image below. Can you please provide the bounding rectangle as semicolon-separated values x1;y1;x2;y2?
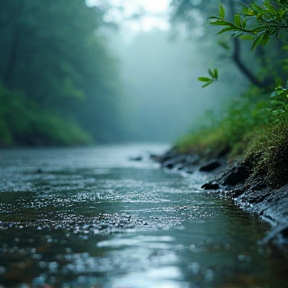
0;0;127;146
170;0;288;90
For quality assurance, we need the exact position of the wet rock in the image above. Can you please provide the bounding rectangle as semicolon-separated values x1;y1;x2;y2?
237;187;271;203
159;149;179;163
161;154;187;169
199;160;221;172
201;181;219;190
229;188;245;198
280;225;288;238
221;165;250;186
149;154;163;162
165;163;174;169
156;149;288;243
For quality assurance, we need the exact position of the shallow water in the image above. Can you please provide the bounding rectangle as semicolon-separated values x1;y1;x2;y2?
0;144;287;288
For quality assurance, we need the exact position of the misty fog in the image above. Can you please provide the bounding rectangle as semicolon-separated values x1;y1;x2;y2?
0;0;250;146
111;28;249;142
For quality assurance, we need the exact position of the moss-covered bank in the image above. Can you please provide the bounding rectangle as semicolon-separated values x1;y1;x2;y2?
157;142;288;244
157;88;288;244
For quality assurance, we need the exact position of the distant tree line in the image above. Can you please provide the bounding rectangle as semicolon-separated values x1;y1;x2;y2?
0;0;128;146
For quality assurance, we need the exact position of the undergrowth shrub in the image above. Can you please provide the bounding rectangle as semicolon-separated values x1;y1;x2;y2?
244;118;288;188
176;87;269;159
0;84;92;146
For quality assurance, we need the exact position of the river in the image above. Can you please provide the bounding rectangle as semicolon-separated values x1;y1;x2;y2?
0;144;287;288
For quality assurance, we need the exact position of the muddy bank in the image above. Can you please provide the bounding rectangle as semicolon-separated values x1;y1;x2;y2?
153;149;288;244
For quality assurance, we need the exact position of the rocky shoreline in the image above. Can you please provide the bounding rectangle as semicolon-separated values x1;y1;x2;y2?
152;148;288;245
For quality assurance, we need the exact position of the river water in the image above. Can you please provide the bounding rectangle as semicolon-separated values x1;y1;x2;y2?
0;144;287;288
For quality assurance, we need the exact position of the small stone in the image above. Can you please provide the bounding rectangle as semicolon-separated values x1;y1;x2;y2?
201;182;219;190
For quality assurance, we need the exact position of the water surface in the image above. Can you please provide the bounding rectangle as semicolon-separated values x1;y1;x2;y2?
0;144;287;287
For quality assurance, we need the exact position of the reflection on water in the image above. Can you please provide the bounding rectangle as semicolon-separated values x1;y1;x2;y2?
0;144;287;287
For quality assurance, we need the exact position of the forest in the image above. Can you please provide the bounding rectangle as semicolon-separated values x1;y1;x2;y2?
172;0;288;188
0;0;128;146
1;0;288;162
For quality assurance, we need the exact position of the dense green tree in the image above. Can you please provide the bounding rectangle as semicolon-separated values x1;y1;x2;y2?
170;0;287;89
0;0;127;145
208;0;288;86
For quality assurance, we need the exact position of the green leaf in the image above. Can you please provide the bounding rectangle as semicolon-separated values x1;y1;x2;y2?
238;34;255;41
219;4;225;20
246;9;257;16
214;69;218;79
198;77;211;82
272;109;285;115
217;27;235;35
202;81;213;88
251;34;264;50
209;20;228;26
209;18;235;27
208;69;214;78
242;18;247;29
270;91;282;98
234;13;241;27
260;30;271;45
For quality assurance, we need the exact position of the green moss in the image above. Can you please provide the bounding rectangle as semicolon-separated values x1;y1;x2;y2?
244;120;288;188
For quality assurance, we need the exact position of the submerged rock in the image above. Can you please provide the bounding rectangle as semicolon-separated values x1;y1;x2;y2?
220;164;250;186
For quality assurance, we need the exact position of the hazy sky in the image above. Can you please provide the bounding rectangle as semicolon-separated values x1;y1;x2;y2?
87;0;249;142
87;0;171;32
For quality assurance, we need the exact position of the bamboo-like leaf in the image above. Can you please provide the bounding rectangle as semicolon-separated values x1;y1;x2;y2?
217;27;235;35
251;34;264;50
202;81;213;88
208;69;214;78
234;13;241;27
214;69;218;79
219;4;225;19
238;34;255;41
210;19;231;26
198;77;211;82
261;31;270;45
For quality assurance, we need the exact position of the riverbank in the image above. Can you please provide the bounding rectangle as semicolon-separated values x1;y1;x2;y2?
153;148;288;245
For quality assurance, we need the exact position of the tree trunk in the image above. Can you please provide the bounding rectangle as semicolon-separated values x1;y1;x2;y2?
227;0;266;88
